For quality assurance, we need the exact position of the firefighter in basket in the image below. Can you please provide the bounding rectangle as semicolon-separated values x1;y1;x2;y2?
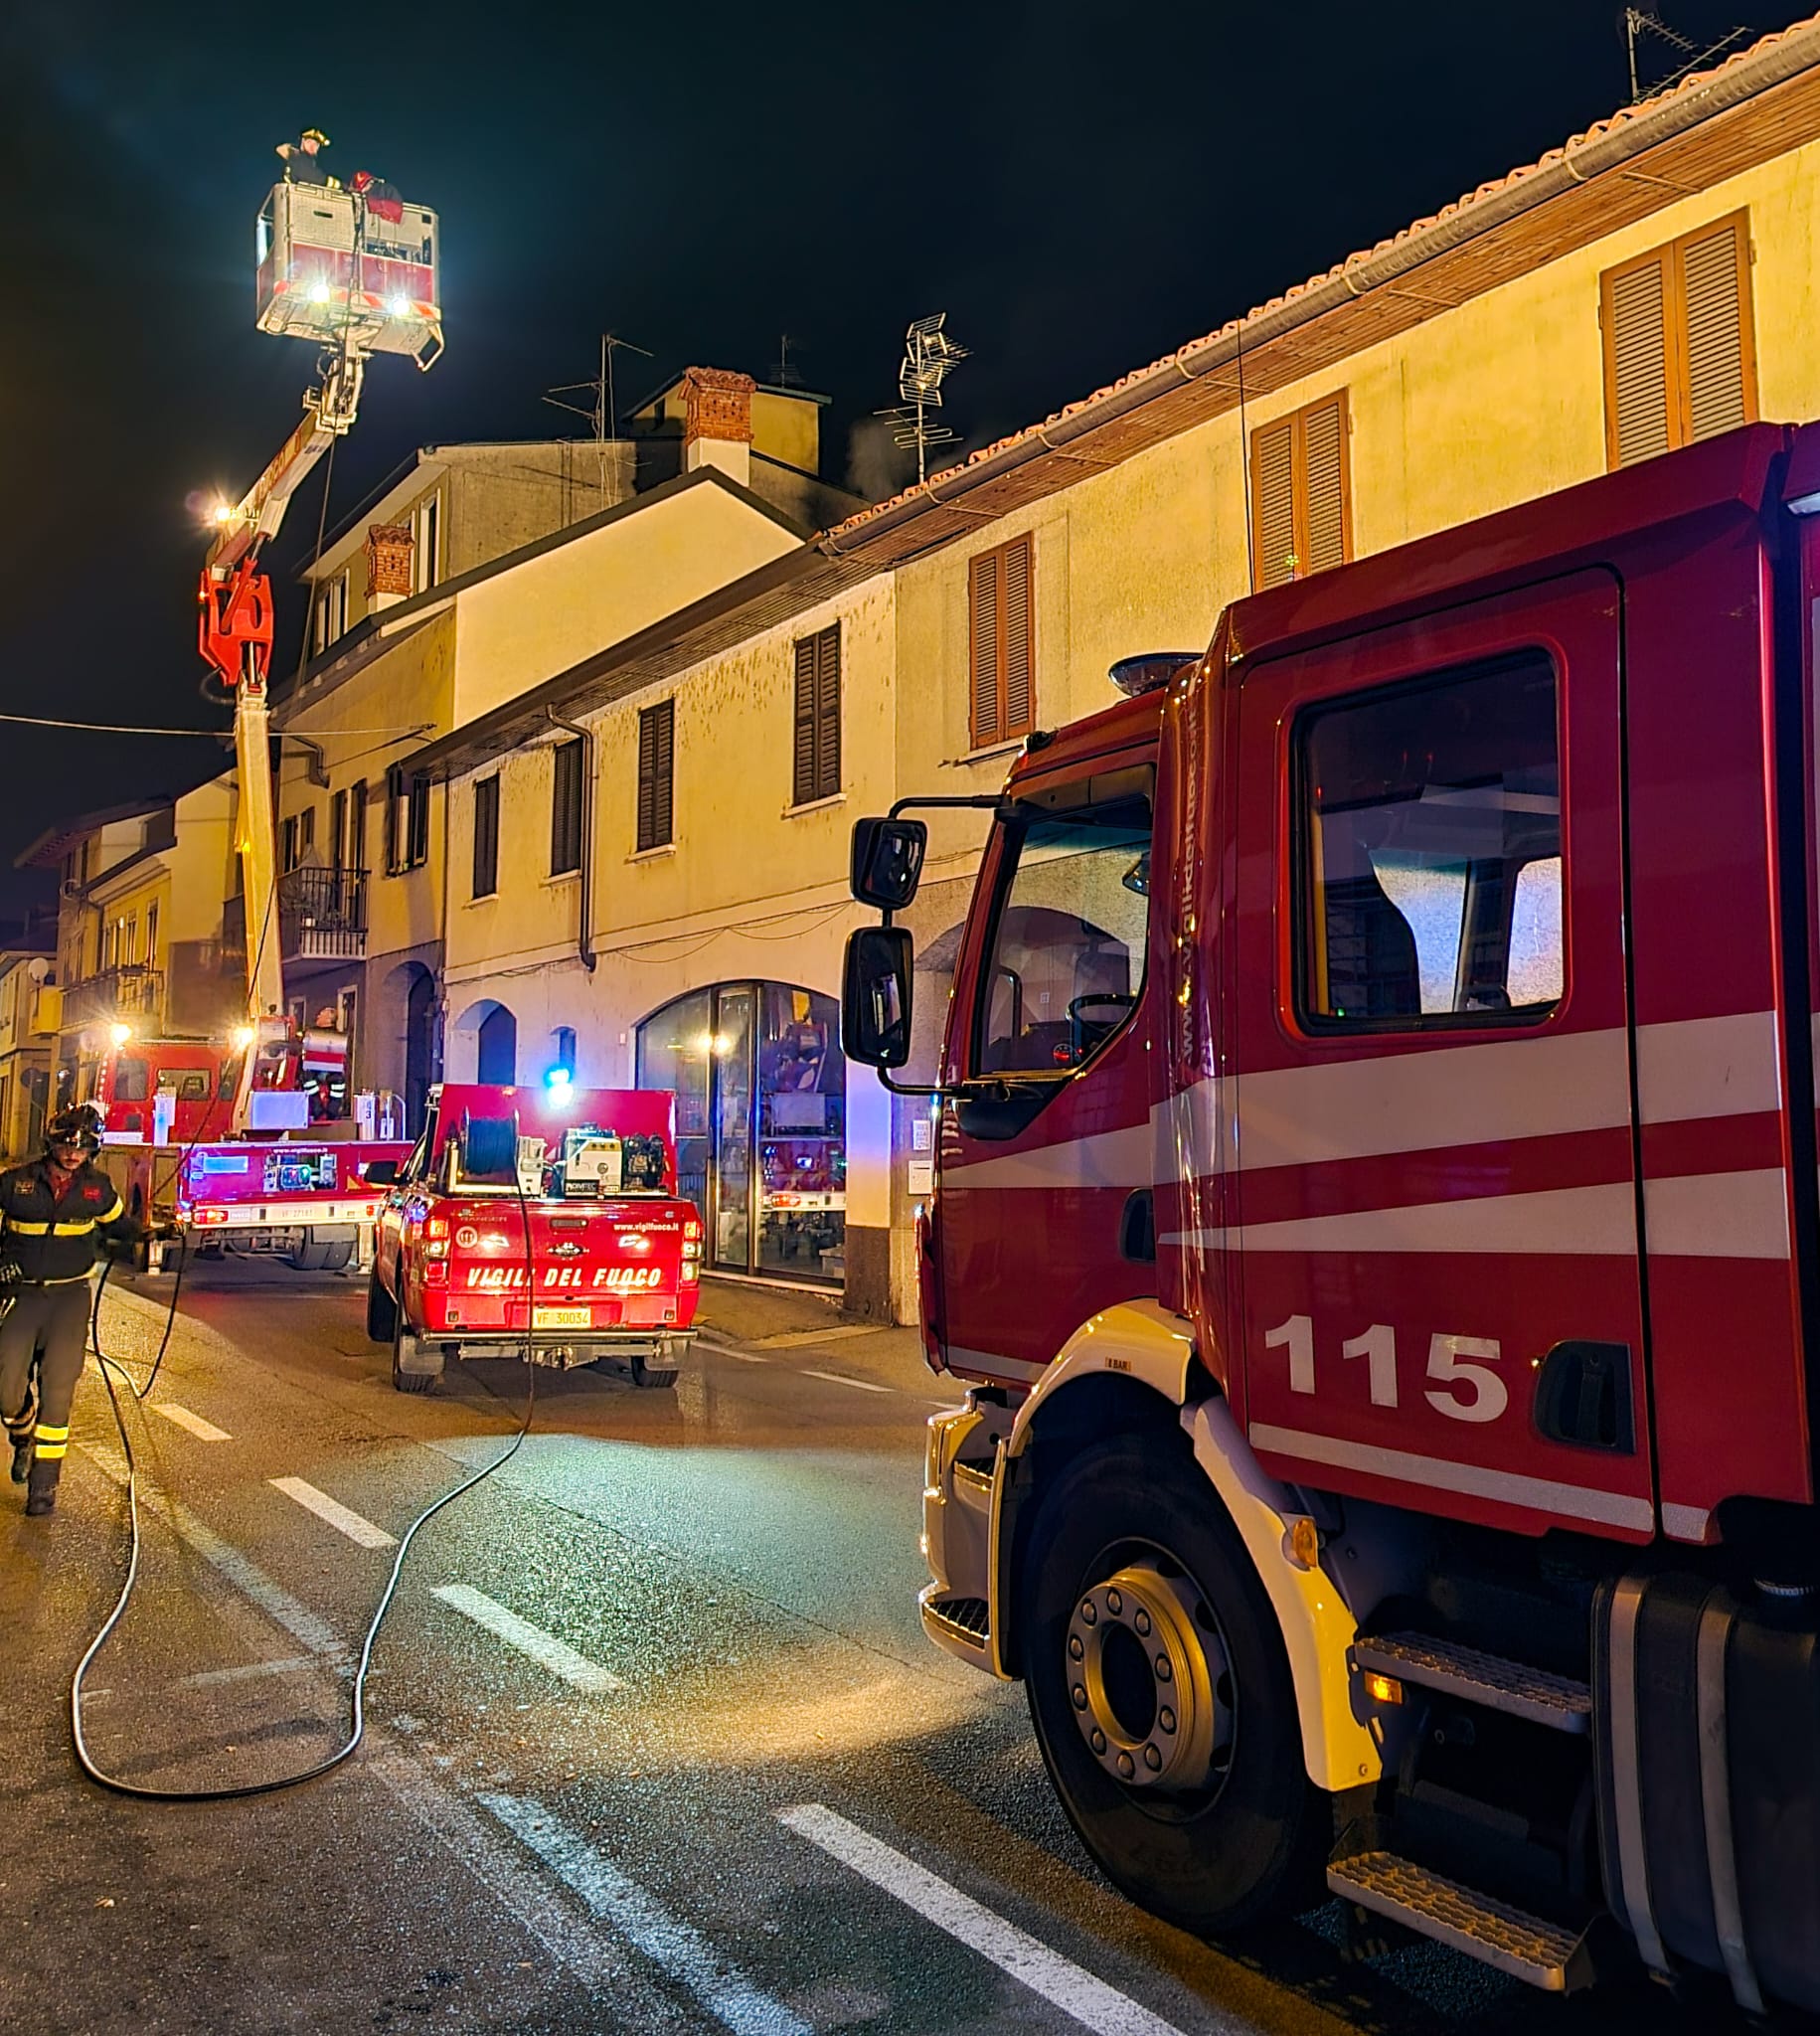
0;1105;139;1518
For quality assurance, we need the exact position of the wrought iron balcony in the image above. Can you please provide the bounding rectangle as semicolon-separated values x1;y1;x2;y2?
63;965;164;1030
225;866;370;966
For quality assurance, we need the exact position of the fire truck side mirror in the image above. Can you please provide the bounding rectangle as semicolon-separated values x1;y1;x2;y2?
850;818;928;911
842;927;915;1070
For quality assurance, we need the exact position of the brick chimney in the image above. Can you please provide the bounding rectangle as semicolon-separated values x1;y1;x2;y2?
365;522;414;612
682;367;754;485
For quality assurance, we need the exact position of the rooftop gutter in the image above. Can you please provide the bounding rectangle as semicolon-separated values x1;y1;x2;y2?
822;20;1820;561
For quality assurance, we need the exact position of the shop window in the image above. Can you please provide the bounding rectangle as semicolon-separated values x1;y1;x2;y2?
968;536;1035;749
1250;391;1351;590
1601;211;1755;469
974;791;1152;1076
1296;653;1563;1030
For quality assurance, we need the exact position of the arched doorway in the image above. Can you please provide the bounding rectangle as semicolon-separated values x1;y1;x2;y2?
635;981;844;1283
477;1004;516;1085
405;970;436;1130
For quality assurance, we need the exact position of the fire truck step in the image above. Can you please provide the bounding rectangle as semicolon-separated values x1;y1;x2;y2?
1352;1630;1591;1732
1326;1849;1592;1990
923;1596;991;1651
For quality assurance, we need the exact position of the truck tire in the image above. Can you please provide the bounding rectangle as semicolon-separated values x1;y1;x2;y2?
290;1239;331;1272
392;1312;441;1395
366;1269;398;1344
320;1239;354;1274
1018;1434;1327;1936
630;1355;679;1389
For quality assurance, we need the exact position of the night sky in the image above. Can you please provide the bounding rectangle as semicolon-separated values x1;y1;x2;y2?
0;0;1790;908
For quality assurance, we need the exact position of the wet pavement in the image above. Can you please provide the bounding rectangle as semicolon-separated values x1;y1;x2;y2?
0;1260;1754;2034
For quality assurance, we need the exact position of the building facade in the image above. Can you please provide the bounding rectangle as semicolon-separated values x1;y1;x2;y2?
0;927;60;1161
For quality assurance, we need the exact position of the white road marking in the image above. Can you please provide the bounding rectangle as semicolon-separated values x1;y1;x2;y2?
716;1349;770;1364
83;1445;344;1657
778;1803;1196;2036
754;1324;877;1349
270;1476;398;1549
182;1655;316;1688
154;1402;232;1442
479;1793;810;2036
432;1585;622;1693
799;1369;893;1396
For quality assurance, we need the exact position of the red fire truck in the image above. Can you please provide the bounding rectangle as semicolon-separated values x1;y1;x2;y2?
366;1082;702;1393
843;421;1820;2013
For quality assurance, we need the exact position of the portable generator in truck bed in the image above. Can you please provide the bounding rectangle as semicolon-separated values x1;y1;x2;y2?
366;1083;703;1393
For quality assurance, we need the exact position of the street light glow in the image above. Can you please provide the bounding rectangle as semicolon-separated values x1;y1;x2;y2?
108;1023;132;1048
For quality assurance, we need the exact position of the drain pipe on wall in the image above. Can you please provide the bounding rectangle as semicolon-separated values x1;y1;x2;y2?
545;708;596;973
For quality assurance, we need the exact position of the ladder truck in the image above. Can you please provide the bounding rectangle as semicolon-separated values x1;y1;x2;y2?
109;172;443;1271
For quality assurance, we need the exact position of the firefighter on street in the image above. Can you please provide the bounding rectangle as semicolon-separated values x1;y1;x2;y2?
0;1105;138;1517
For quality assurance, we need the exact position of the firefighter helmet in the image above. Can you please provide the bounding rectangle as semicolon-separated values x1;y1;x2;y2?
43;1104;102;1157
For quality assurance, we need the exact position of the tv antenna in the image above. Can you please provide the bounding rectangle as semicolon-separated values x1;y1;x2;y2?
1620;8;1749;102
773;333;805;389
877;312;969;484
545;333;653;500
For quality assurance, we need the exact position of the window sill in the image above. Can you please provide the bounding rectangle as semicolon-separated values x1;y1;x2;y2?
783;791;846;819
626;842;677;865
544;871;580;889
463;891;499;908
943;737;1028;769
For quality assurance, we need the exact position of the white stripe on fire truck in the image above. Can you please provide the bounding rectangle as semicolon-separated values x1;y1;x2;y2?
1161;1168;1789;1259
943;1010;1785;1191
1247;1424;1655;1532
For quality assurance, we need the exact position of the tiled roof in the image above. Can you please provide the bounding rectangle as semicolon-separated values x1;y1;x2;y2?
826;12;1820;553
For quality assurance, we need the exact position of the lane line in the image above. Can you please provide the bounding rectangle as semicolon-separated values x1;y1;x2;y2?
432;1584;622;1693
83;1445;344;1657
715;1350;770;1365
154;1402;233;1442
479;1793;810;2036
270;1475;399;1549
778;1804;1195;2036
799;1369;894;1396
183;1655;316;1688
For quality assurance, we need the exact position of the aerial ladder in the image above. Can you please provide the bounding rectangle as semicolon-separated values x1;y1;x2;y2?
196;170;443;1132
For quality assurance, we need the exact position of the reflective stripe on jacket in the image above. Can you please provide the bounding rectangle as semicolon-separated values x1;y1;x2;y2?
0;1160;129;1282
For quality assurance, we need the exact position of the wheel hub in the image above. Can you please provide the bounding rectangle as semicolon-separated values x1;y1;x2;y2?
1064;1562;1231;1791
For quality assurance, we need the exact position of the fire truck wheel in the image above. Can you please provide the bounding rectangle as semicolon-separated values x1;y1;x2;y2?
629;1356;679;1389
1019;1435;1327;1935
391;1325;439;1394
366;1270;398;1343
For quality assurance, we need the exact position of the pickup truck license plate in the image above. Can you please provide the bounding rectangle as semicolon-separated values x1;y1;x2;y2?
535;1305;591;1329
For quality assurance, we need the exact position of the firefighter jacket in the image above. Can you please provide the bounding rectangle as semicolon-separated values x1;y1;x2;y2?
0;1159;135;1283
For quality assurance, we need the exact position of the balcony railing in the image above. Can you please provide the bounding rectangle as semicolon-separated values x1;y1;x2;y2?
63;965;164;1030
225;866;369;967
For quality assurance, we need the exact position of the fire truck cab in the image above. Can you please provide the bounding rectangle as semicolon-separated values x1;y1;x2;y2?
844;422;1820;2012
367;1082;703;1393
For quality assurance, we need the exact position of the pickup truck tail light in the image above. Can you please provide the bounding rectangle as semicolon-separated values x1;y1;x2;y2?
194;1207;229;1227
423;1260;448;1286
681;1262;700;1284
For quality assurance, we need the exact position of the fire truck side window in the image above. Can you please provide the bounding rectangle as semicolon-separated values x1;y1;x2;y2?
114;1056;150;1103
974;790;1153;1076
1297;652;1563;1029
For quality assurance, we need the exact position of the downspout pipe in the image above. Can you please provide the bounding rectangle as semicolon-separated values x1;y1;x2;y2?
545;708;596;973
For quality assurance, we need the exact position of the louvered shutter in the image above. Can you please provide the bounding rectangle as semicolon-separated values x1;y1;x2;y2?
472;777;499;898
638;702;674;852
1681;216;1749;443
1604;254;1672;468
1002;538;1034;737
1252;418;1297;589
791;636;817;807
969;552;1001;747
813;625;841;800
1301;395;1349;576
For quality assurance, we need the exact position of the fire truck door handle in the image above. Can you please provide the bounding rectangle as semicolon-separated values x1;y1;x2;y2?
1118;1189;1156;1264
1533;1340;1636;1452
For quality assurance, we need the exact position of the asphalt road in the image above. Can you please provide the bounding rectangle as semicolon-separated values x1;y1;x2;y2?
0;1260;1766;2035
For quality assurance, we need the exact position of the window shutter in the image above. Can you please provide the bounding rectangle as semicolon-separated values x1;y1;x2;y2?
792;636;817;807
1604;254;1672;468
814;624;841;800
1002;538;1033;738
1301;395;1349;576
637;702;674;852
1251;418;1297;590
969;553;1000;747
408;773;430;868
384;765;403;874
550;739;582;875
472;777;499;898
1681;216;1750;443
329;790;346;872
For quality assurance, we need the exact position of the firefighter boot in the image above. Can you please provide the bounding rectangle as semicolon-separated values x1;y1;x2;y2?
4;1391;34;1484
24;1458;58;1517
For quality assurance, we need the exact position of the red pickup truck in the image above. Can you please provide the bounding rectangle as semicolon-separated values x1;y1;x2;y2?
365;1081;703;1393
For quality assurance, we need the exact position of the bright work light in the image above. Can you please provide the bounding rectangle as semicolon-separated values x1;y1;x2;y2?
308;281;332;305
388;295;410;317
109;1023;132;1049
545;1065;573;1093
